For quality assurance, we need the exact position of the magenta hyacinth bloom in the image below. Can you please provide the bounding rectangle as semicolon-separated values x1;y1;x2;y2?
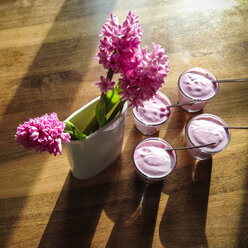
15;113;71;156
97;12;169;108
97;11;143;74
95;76;115;94
119;43;170;108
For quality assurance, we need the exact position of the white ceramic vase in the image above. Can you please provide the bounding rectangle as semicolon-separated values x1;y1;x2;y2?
64;97;128;180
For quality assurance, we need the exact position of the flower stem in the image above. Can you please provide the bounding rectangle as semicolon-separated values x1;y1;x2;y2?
107;68;114;81
81;68;115;135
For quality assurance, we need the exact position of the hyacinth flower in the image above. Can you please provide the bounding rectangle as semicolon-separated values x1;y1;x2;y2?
119;43;170;109
15;113;71;156
97;11;143;75
95;76;115;95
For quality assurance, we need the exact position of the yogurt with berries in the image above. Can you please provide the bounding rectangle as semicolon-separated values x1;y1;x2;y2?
178;68;218;112
133;138;177;183
186;114;231;160
132;91;171;135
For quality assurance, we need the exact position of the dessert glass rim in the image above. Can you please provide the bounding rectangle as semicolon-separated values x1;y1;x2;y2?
132;137;177;181
186;113;231;155
178;67;219;101
132;91;172;127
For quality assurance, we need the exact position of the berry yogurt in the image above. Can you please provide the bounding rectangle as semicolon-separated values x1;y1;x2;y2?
133;138;177;183
132;91;172;135
178;68;219;112
186;114;231;160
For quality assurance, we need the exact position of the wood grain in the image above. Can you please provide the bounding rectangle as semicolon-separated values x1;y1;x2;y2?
0;0;248;247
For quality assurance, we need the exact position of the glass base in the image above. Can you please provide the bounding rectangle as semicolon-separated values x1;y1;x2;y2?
180;105;202;113
187;151;212;160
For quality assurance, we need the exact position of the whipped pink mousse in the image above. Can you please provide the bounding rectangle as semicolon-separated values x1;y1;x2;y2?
178;68;218;112
186;114;231;160
132;92;171;135
133;138;176;182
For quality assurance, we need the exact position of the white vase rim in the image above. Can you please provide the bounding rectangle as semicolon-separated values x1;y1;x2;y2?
65;98;128;144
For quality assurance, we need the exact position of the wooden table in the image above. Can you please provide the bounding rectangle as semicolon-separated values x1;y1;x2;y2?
0;0;247;247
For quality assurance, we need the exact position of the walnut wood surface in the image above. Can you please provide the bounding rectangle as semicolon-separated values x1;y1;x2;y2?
0;0;248;247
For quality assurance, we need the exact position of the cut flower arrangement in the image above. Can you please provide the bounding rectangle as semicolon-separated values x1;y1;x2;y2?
15;11;170;157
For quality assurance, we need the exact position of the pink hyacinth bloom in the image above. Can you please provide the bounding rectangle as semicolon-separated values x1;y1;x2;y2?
95;76;115;94
119;42;170;109
15;113;71;156
97;11;143;74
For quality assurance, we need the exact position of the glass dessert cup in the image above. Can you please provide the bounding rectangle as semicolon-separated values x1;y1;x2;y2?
178;68;219;112
133;137;177;183
132;91;172;135
185;113;231;160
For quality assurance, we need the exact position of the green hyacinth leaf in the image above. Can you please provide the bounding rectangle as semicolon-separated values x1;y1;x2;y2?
106;84;121;113
96;95;106;128
64;120;87;140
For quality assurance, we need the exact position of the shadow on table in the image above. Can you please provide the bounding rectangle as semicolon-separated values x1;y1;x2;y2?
102;124;162;247
38;173;161;248
39;124;162;247
38;172;112;247
159;158;212;248
104;178;162;248
0;0;117;247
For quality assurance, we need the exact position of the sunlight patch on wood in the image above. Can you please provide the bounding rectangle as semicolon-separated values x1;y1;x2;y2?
91;210;115;247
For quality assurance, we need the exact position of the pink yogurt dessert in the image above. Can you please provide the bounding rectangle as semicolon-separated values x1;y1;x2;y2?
132;91;172;135
186;114;231;160
133;138;177;183
178;68;218;112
